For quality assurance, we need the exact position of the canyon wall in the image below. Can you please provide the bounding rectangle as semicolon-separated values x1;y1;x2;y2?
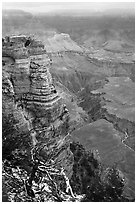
2;35;73;178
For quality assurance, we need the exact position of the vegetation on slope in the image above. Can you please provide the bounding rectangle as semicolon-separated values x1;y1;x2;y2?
70;142;133;202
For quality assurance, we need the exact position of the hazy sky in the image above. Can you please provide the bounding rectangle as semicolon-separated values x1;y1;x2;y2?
2;2;135;14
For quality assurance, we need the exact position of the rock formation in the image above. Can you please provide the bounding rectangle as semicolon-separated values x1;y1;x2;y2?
43;33;83;53
2;35;73;179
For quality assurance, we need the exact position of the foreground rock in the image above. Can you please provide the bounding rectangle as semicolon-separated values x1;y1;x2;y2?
2;35;74;183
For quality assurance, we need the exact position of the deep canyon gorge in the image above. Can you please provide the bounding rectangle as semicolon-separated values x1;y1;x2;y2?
2;7;135;202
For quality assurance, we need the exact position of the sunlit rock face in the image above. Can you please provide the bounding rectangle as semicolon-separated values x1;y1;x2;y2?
2;35;73;178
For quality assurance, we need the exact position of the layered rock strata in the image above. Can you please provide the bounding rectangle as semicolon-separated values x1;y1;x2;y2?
2;35;73;178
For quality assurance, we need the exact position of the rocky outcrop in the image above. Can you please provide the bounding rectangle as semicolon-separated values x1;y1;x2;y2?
2;35;73;179
44;33;83;53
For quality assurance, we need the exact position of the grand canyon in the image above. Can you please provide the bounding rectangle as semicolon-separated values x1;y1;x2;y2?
2;2;135;202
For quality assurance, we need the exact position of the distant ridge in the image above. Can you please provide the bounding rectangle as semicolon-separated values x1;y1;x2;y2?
2;7;134;17
2;9;32;17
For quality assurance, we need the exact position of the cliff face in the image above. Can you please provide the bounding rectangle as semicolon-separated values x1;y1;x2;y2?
2;35;73;178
